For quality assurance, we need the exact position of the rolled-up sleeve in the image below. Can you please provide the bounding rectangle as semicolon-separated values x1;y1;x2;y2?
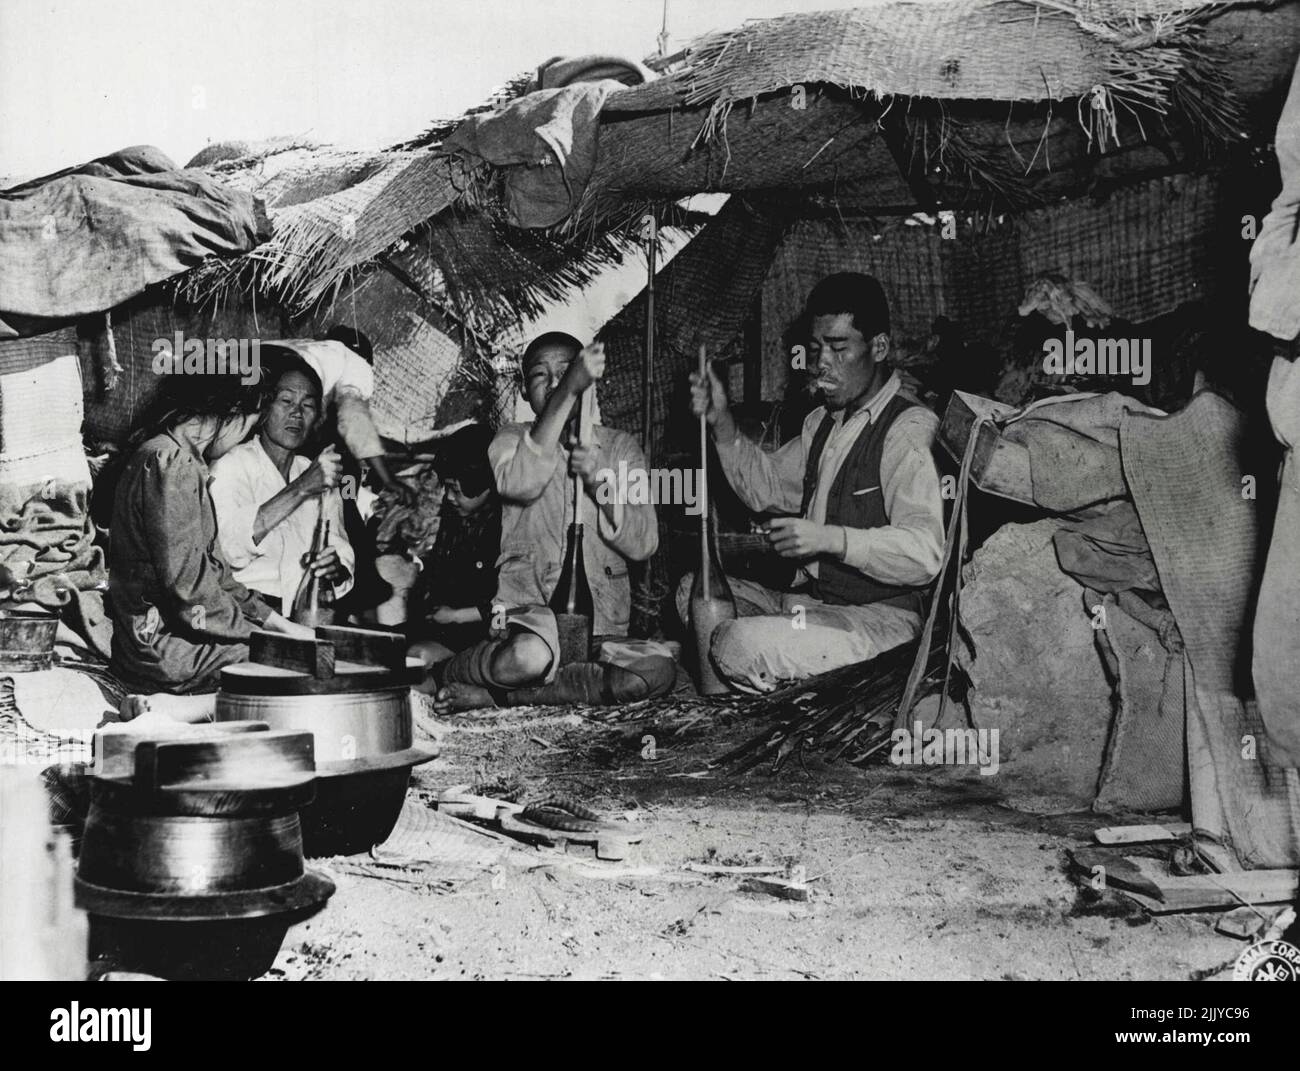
712;424;805;515
840;409;944;586
491;423;560;504
336;392;385;461
596;431;658;561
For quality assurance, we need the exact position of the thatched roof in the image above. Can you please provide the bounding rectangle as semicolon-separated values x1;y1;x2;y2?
610;1;1262;111
177;1;1300;344
182;144;466;318
534;0;1300;230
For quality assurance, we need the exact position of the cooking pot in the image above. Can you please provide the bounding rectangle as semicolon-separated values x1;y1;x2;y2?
216;659;436;856
75;726;334;980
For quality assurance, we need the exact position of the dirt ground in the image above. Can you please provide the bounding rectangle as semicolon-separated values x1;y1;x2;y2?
267;701;1251;982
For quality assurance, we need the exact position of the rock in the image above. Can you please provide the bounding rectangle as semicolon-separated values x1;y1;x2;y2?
954;519;1113;802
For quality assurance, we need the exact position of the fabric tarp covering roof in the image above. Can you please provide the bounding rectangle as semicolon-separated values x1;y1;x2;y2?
0;147;267;336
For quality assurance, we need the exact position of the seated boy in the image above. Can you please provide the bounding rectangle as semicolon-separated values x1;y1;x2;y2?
422;333;674;712
407;423;501;654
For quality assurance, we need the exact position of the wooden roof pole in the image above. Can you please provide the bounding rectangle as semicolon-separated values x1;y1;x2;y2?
875;103;941;213
642;213;657;454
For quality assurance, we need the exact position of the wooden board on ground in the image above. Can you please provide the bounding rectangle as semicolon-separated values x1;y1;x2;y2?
1069;847;1163;901
1093;822;1192;845
1123;857;1300;914
739;875;810;902
1070;847;1299;913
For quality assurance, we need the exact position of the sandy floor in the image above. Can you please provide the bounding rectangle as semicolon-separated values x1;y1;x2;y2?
268;706;1248;982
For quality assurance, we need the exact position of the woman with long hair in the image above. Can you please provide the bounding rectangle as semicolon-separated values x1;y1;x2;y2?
109;370;311;722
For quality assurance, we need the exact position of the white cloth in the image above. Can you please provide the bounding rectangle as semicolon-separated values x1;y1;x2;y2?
273;339;374;400
209;439;354;613
1250;56;1300;340
712;371;944;588
675;573;920;694
269;339;382;458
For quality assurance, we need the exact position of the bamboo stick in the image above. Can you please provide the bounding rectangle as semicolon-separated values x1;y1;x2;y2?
642;215;657;452
698;344;710;593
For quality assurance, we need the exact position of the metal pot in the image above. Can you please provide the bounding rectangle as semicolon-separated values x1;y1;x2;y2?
215;664;436;857
74;728;334;980
0;609;59;671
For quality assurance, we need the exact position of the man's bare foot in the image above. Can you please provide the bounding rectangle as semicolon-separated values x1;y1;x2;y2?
117;693;217;725
432;683;497;715
409;690;443;744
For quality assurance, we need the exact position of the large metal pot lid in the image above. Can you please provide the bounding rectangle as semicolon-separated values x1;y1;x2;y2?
89;727;318;813
314;746;438;778
218;659;423;696
89;775;316;817
75;870;336;922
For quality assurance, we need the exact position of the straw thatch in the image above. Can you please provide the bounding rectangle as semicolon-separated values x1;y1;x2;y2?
148;0;1298;448
455;0;1299;236
171;1;1300;347
183;147;468;316
611;1;1260;112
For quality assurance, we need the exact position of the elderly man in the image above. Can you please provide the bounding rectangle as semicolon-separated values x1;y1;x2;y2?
680;272;944;693
210;356;354;617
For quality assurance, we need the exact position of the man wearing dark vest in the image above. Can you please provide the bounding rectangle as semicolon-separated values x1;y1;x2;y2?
679;272;944;692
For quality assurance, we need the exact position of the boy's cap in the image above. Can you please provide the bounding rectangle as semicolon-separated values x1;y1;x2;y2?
521;331;584;369
435;423;495;496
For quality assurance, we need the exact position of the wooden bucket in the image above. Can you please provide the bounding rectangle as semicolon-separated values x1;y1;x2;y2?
0;611;59;672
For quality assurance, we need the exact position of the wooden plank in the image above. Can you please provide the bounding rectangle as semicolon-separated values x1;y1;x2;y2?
1094;822;1192;845
1069;848;1164;901
1125;857;1300;914
315;625;406;671
1213;905;1284;940
739;876;810;902
250;631;335;678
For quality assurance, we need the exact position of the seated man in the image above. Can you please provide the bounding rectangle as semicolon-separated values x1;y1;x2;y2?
110;373;312;723
425;332;673;712
209;358;354;617
408;422;501;653
680;272;944;693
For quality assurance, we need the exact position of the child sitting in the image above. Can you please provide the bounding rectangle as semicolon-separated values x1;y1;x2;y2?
420;333;674;712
